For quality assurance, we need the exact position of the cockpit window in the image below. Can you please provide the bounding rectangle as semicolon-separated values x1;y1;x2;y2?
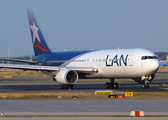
141;56;158;60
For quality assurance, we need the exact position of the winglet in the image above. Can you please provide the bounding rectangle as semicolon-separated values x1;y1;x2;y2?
27;9;52;56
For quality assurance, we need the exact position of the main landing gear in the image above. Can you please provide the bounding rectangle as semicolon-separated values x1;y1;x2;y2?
143;78;149;89
60;84;74;89
105;79;119;89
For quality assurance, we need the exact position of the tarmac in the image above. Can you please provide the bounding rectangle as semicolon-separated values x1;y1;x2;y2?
0;99;168;116
0;77;168;119
0;81;167;93
0;117;168;120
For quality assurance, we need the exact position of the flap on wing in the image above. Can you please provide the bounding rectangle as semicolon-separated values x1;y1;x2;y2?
159;61;168;66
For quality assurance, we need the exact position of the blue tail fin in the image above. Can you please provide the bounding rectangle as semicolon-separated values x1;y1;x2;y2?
27;9;52;56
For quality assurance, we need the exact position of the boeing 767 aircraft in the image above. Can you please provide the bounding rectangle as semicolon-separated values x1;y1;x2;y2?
0;9;167;89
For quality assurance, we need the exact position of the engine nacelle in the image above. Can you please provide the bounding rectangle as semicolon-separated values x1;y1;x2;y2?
132;74;155;84
55;69;78;84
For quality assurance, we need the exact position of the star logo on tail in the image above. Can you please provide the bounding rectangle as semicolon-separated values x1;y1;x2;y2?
30;22;41;44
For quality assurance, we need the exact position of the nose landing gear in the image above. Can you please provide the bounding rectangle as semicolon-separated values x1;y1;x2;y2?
143;77;149;89
143;80;149;89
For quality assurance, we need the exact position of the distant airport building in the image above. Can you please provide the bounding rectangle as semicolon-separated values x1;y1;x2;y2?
167;55;168;61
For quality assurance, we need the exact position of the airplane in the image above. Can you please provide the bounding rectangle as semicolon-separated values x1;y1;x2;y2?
0;9;168;89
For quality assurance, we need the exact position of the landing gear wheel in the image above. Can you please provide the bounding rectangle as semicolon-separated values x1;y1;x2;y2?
61;85;66;89
106;79;119;89
105;83;109;89
60;84;74;89
143;82;149;89
105;82;119;89
105;82;114;89
109;83;114;88
114;82;119;89
60;85;63;89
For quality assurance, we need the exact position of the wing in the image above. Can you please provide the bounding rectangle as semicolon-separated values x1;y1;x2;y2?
0;58;37;64
0;64;98;74
0;64;59;71
159;61;168;66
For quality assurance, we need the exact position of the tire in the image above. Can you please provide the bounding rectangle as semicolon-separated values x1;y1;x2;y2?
109;83;114;89
64;85;67;89
105;83;109;89
142;84;145;89
60;85;64;89
146;83;149;88
143;83;149;89
61;84;67;89
114;83;119;89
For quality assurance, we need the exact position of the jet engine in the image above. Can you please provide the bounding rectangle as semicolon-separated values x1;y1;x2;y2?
55;69;78;84
132;74;155;84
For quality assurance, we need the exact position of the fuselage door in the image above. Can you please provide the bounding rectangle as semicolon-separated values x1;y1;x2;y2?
84;58;89;65
128;55;134;66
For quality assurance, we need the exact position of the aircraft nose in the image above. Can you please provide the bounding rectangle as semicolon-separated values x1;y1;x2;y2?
150;60;159;72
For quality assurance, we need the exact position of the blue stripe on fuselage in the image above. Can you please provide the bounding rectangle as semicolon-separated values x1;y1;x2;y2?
32;50;93;66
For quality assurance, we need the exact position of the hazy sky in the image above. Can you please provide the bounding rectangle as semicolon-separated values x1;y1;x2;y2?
0;0;168;57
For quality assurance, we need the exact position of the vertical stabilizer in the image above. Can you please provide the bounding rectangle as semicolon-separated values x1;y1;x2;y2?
27;9;52;56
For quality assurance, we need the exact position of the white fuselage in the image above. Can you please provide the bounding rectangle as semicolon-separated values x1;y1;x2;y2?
66;48;159;79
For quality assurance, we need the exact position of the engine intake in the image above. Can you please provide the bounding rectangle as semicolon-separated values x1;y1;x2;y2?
55;69;78;84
